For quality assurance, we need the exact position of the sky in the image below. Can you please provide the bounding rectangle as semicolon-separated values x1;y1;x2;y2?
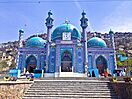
0;0;132;43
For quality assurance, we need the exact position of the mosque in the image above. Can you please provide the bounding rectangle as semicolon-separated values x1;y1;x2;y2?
16;11;117;77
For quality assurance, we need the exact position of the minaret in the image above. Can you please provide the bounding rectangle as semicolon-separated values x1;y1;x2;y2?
109;29;117;69
16;29;24;69
45;10;54;72
80;11;88;75
109;29;115;49
18;29;24;47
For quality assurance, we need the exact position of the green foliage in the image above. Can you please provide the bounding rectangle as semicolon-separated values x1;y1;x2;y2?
125;58;132;76
9;61;16;69
0;60;8;71
119;58;132;76
116;58;132;68
117;61;123;67
0;61;8;68
127;58;132;67
121;58;132;67
117;50;126;56
122;60;127;67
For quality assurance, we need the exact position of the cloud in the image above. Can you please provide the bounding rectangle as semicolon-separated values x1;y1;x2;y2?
73;0;94;31
100;1;132;33
73;0;82;12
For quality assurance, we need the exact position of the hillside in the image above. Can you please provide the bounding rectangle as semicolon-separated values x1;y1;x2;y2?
0;32;131;72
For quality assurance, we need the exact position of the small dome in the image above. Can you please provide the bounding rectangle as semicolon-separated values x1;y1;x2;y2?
52;23;81;41
87;37;107;48
26;37;46;48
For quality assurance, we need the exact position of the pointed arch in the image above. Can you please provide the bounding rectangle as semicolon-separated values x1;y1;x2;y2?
96;55;108;75
26;55;37;73
61;50;72;72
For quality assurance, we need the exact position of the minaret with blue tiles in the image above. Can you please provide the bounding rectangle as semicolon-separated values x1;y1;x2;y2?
109;29;115;49
45;10;54;72
16;29;24;70
80;11;88;75
109;29;117;69
18;29;24;48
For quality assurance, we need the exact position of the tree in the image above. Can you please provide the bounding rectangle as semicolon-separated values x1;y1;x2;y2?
117;61;123;67
117;50;126;56
0;60;8;71
123;58;132;76
9;61;16;69
127;58;132;67
122;58;132;67
122;60;127;67
116;56;132;68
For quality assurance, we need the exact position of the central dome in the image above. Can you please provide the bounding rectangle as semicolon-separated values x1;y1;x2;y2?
87;37;107;48
26;37;46;48
52;23;81;41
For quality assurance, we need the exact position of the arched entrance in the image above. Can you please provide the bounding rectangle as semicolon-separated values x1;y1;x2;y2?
26;55;37;73
96;56;107;75
61;50;72;72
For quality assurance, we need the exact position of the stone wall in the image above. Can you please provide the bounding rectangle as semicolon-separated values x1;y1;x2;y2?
0;81;32;99
110;82;132;99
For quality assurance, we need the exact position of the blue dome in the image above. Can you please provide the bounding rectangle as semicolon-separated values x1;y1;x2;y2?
87;37;107;48
52;23;81;41
26;37;46;48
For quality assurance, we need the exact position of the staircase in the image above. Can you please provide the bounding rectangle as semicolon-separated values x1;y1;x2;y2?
23;78;118;99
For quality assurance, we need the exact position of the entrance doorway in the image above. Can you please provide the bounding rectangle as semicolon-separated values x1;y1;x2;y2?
61;50;72;72
92;71;95;77
96;56;107;76
26;55;37;73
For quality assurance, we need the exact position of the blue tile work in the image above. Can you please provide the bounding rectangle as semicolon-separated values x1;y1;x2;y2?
76;48;84;73
16;11;116;77
49;48;56;73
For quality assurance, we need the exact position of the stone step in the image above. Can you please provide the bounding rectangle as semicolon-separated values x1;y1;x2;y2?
29;88;112;91
34;80;109;83
25;92;116;96
30;87;111;90
27;90;115;93
28;89;113;92
28;88;114;92
29;87;112;90
34;83;109;86
31;85;110;88
32;84;110;87
23;79;117;99
33;82;110;85
23;94;118;98
33;82;109;84
31;85;111;88
23;97;117;99
39;77;110;80
32;85;109;87
32;83;110;86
